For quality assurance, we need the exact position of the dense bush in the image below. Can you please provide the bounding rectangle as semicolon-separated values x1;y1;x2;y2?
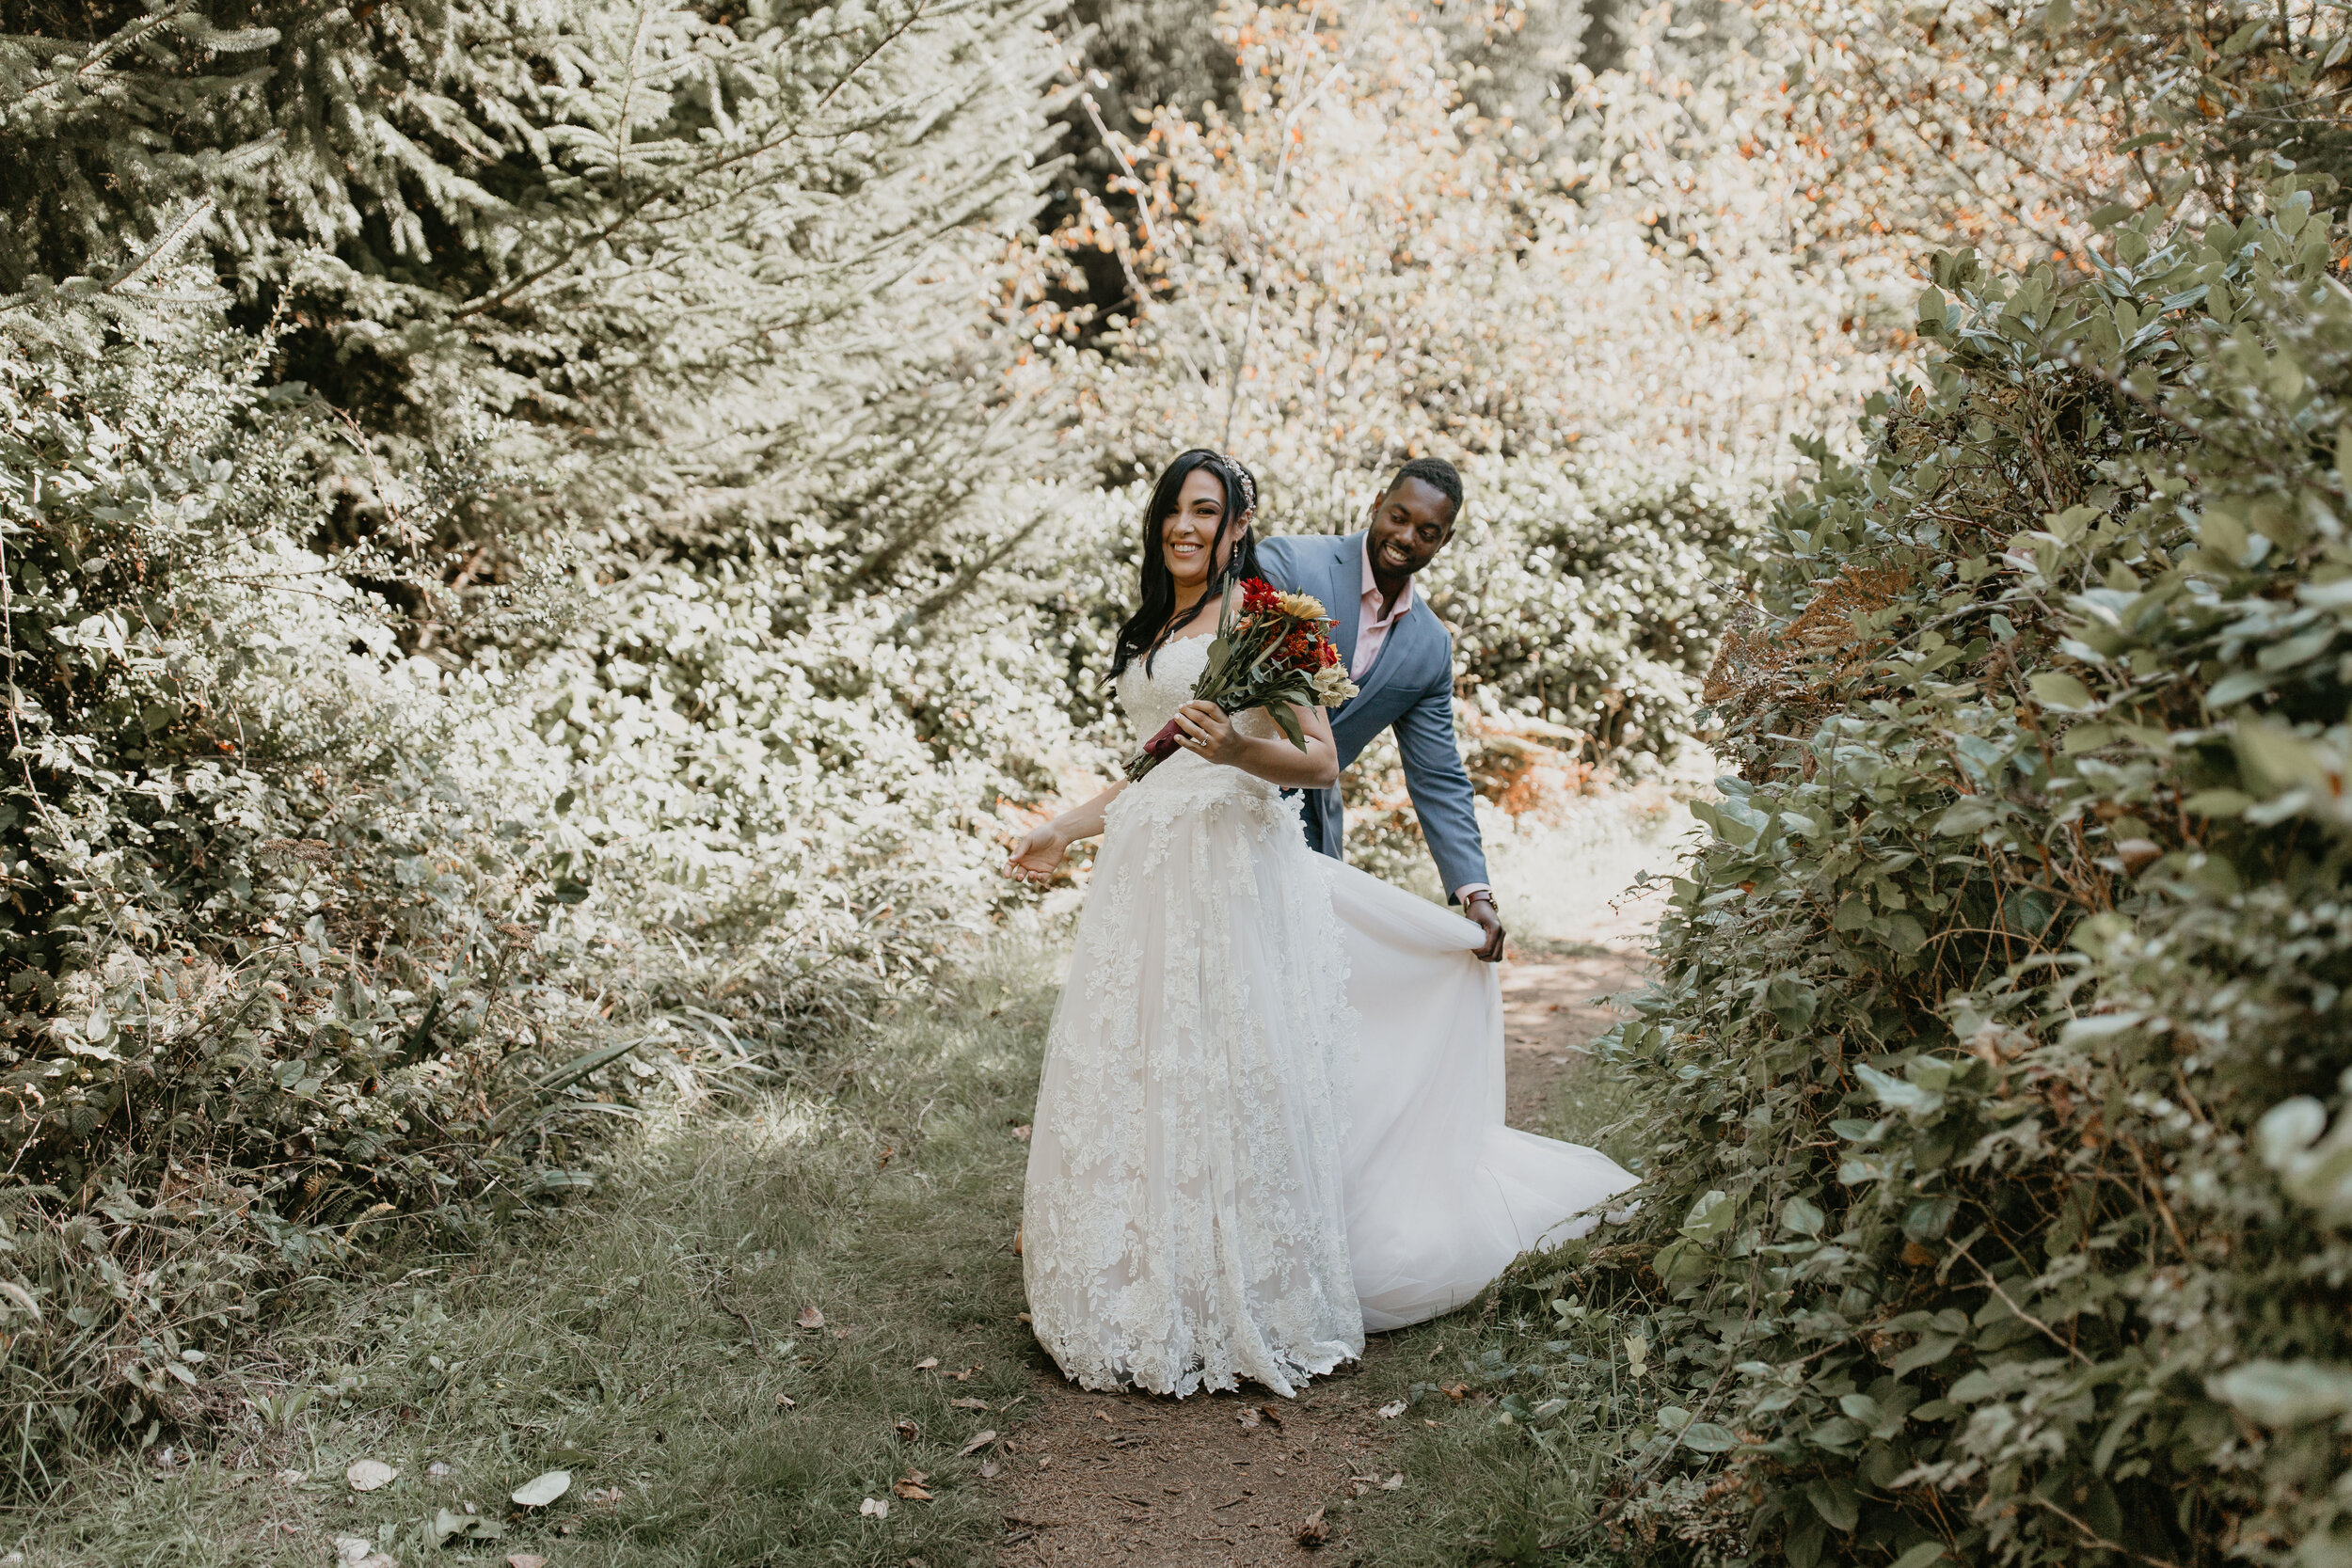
1555;191;2352;1565
0;294;594;1467
0;285;1096;1477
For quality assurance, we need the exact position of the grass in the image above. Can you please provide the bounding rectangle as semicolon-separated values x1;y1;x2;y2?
4;945;1063;1568
7;937;1667;1568
1316;1054;1669;1568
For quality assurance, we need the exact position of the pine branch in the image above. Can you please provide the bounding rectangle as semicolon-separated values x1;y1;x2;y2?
102;198;218;294
450;9;941;325
2;0;200;111
0;198;219;314
612;0;656;200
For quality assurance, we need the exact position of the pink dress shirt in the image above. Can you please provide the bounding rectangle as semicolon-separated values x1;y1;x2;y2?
1352;537;1491;911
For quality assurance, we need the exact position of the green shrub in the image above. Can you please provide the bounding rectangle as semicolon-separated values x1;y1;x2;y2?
0;295;612;1475
1562;190;2352;1565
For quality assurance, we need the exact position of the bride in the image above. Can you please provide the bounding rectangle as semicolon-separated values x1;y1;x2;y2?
1005;449;1635;1398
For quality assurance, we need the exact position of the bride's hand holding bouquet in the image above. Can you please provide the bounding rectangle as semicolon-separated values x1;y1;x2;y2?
1004;576;1353;887
1126;578;1358;781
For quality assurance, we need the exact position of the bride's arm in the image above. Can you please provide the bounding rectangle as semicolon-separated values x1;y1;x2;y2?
1172;700;1340;789
1004;783;1126;884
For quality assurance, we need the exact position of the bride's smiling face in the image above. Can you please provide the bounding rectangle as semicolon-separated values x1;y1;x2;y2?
1159;469;1236;594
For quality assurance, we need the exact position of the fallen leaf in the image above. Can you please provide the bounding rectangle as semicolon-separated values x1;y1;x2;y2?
896;1419;921;1441
587;1485;627;1505
776;1392;797;1409
860;1497;890;1520
914;1357;940;1371
1256;1404;1283;1430
797;1307;826;1330
1441;1383;1470;1401
959;1428;998;1457
506;1557;549;1568
276;1469;306;1485
333;1539;375;1567
1236;1407;1261;1429
1093;1410;1112;1424
425;1507;505;1547
345;1458;397;1493
1015;1312;1032;1324
427;1460;452;1478
948;1365;977;1381
893;1471;933;1501
1011;1124;1032;1141
1376;1400;1408;1418
511;1470;571;1509
949;1397;988;1410
1380;1474;1404;1490
1296;1504;1328;1548
979;1460;1001;1479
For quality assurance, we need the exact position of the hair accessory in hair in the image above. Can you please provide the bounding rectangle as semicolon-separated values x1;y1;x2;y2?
1216;454;1258;518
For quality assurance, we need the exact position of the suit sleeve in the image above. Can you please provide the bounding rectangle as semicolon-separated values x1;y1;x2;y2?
1254;535;1300;591
1392;667;1490;901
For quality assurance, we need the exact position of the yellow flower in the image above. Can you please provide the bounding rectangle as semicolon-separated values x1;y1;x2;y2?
1275;590;1330;622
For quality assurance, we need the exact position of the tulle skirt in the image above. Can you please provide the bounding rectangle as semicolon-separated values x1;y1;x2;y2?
1021;755;1636;1395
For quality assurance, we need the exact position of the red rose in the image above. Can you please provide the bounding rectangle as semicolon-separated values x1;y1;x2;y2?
1240;578;1279;612
1318;640;1339;668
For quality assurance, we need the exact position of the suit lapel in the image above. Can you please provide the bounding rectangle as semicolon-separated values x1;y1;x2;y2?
1325;533;1363;676
1347;599;1422;715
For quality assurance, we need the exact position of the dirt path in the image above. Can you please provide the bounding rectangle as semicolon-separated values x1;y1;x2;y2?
990;883;1661;1564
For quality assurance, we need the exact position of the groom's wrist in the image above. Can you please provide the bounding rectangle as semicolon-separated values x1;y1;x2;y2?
1457;885;1495;910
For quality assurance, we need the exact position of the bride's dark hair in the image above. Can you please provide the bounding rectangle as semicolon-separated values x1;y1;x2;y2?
1108;449;1263;680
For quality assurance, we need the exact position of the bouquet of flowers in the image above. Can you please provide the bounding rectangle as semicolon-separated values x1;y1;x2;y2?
1125;577;1359;781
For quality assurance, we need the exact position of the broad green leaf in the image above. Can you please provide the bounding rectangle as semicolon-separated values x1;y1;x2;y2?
1678;1189;1738;1243
1804;1476;1859;1531
2209;1361;2352;1427
2181;788;2254;817
1679;1421;1740;1452
1893;1333;1961;1374
1857;1062;1944;1117
2027;672;2095;711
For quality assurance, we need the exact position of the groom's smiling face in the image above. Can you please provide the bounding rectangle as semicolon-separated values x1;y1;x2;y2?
1367;477;1457;581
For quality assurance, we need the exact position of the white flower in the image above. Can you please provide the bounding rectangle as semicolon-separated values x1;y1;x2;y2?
1311;665;1359;706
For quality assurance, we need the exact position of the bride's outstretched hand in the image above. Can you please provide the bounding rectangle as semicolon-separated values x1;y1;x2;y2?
1005;823;1065;886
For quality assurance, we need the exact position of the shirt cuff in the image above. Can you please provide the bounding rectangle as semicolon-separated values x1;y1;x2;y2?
1454;884;1493;905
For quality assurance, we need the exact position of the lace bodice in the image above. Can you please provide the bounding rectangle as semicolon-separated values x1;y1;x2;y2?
1119;637;1279;756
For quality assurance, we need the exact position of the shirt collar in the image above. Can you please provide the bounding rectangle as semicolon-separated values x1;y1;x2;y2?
1359;534;1413;623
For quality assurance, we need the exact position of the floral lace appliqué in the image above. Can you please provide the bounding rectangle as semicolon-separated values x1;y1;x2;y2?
1021;637;1360;1397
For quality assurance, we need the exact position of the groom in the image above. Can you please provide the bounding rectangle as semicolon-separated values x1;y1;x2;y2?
1257;458;1506;961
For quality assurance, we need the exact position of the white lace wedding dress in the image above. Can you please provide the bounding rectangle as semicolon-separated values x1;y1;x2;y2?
1021;636;1638;1397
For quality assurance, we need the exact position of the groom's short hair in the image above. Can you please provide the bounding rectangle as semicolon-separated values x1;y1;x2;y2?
1388;457;1462;521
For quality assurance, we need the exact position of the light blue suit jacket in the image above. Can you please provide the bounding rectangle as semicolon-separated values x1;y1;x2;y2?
1255;532;1489;901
